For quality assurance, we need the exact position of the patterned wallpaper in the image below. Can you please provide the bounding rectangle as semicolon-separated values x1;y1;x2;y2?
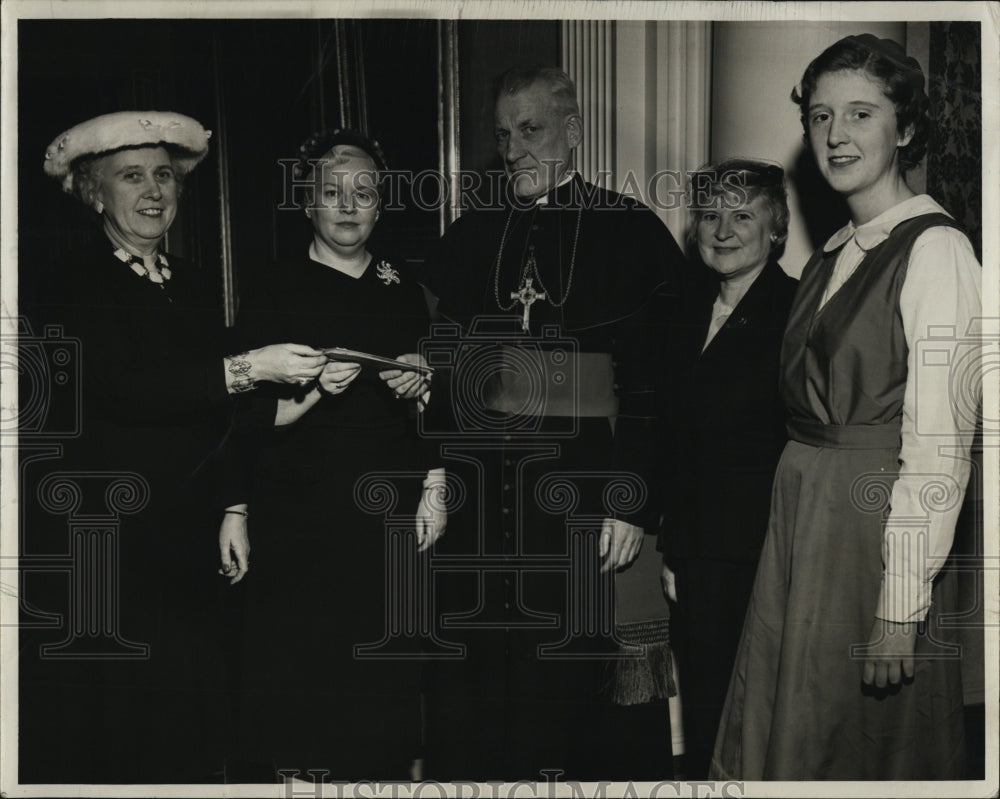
927;21;982;261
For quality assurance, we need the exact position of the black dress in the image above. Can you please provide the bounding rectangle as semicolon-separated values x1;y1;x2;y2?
659;260;798;779
19;234;234;783
228;251;433;781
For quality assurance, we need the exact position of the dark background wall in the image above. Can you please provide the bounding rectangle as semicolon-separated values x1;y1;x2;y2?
18;18;557;326
457;20;559;177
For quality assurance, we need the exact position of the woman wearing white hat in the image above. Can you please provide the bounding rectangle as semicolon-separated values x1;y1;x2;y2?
22;111;326;783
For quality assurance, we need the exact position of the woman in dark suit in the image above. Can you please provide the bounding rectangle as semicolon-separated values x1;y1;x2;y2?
659;158;797;779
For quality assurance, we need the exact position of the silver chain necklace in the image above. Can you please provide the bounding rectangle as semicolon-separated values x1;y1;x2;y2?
492;202;584;312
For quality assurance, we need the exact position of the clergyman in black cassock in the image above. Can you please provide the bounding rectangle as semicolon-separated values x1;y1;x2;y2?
418;66;686;781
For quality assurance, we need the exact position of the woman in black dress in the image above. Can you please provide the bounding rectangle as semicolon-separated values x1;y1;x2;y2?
23;111;328;783
660;159;798;779
223;130;445;782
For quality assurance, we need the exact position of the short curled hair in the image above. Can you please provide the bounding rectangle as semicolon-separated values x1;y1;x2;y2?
70;155;105;210
293;128;388;210
70;144;191;212
791;34;929;173
686;158;790;259
493;66;580;119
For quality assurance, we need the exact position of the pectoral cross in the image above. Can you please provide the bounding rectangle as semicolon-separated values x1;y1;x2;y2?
511;277;546;332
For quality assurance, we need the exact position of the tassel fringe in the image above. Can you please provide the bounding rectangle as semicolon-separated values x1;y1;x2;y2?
605;619;676;706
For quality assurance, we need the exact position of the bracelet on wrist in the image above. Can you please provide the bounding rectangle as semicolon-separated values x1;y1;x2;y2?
231;376;256;393
224;509;249;517
227;352;252;376
227;353;258;393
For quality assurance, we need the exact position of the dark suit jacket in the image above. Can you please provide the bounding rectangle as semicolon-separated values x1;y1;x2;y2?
659;259;798;563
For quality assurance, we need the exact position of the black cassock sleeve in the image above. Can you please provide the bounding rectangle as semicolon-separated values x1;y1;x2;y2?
609;287;674;531
409;216;471;450
606;205;684;532
399;278;445;474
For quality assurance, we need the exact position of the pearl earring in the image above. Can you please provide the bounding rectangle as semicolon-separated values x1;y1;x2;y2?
95;200;104;214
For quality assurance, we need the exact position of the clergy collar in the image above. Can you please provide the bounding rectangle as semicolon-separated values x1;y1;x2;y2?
534;170;578;206
822;194;951;254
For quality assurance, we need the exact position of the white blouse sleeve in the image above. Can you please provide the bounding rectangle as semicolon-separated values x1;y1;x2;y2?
876;226;982;623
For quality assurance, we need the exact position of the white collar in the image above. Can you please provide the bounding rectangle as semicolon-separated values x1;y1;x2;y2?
534;170;577;206
823;194;952;253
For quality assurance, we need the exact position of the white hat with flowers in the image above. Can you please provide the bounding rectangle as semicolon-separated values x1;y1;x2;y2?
44;110;212;192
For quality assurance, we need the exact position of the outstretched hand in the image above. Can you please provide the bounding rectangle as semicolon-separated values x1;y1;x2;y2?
249;343;327;386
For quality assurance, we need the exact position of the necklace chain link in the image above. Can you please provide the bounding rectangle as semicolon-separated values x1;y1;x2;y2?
492;201;584;313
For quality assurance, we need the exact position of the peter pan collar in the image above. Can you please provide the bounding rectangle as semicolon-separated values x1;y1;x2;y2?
822;194;952;254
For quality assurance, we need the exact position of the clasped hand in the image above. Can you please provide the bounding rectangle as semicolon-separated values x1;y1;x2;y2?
318;360;361;395
379;353;431;407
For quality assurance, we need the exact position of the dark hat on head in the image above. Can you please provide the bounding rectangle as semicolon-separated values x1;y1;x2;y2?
294;128;389;180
